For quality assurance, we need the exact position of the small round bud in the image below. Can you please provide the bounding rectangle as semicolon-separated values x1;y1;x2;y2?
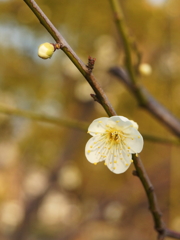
38;42;54;59
139;63;152;76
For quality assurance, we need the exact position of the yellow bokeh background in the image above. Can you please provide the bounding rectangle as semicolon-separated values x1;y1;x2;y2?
0;0;180;239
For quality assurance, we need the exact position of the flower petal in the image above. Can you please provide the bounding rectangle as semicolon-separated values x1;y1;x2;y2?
105;148;132;174
109;116;132;129
87;117;109;136
124;128;144;153
130;120;139;129
85;135;107;164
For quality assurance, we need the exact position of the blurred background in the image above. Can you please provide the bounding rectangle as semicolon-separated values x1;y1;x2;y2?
0;0;180;239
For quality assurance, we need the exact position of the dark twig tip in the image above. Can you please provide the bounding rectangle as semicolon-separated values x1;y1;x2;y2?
132;170;139;176
90;94;100;103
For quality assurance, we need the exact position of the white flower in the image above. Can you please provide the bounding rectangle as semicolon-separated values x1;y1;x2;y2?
85;116;144;174
38;42;54;59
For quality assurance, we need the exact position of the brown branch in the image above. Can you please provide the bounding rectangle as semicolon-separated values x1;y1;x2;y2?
22;1;180;240
133;155;180;239
108;0;180;137
133;155;165;238
109;66;180;137
23;0;116;117
165;230;180;239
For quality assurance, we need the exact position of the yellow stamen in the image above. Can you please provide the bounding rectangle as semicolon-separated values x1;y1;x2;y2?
94;162;97;165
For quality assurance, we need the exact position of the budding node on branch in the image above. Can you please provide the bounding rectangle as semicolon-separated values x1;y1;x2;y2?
86;56;96;73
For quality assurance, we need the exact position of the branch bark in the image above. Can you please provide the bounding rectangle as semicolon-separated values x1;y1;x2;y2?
133;155;180;239
109;66;180;137
24;0;116;117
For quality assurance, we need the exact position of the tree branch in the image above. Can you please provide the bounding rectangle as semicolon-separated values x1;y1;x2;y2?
22;1;180;239
133;155;180;239
109;66;180;137
23;0;116;117
108;0;180;137
108;0;136;84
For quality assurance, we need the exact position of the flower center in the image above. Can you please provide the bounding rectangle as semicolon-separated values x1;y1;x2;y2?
109;130;122;143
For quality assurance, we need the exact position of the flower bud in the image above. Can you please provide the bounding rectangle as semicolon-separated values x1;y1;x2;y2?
38;42;54;59
139;63;152;76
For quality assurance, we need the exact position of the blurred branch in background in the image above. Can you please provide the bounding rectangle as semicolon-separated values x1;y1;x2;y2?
109;66;180;137
0;103;180;145
109;0;180;137
0;104;87;131
108;0;180;239
12;102;95;240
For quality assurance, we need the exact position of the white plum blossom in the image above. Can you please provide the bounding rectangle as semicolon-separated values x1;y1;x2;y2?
85;116;144;174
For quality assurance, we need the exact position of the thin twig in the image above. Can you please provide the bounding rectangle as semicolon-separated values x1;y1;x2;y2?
0;104;179;145
0;104;87;131
12;102;95;240
108;0;136;84
142;134;180;145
